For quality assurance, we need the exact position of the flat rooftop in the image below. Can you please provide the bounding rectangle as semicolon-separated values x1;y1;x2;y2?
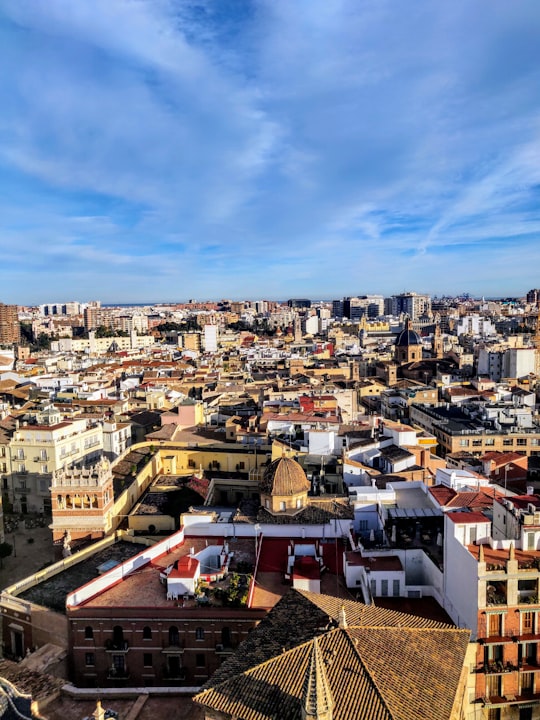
66;533;352;614
19;541;143;613
393;485;438;510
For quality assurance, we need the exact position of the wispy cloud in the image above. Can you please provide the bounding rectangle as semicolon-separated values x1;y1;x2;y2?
0;0;539;302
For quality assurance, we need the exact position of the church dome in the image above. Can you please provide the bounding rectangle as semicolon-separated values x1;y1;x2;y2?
395;323;422;347
260;457;310;496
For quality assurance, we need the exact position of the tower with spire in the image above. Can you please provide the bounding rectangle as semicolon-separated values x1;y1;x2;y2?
301;638;334;720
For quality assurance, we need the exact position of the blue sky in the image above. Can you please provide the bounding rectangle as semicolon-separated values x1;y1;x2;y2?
0;0;539;304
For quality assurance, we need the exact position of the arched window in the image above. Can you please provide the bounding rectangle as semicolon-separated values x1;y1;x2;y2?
169;626;180;647
112;625;124;649
143;626;152;640
84;626;93;640
195;627;204;640
221;627;232;648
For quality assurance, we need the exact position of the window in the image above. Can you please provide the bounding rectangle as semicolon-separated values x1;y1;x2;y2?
503;439;513;446
112;655;125;674
221;627;232;647
195;627;204;640
522;612;535;634
517;438;527;446
112;626;124;649
143;626;152;640
488;613;503;637
196;654;205;667
358;520;368;532
381;579;388;597
85;652;95;666
392;579;400;597
143;653;152;667
238;462;245;470
84;626;94;640
370;578;376;596
279;501;286;511
520;672;534;694
168;626;180;647
459;439;469;447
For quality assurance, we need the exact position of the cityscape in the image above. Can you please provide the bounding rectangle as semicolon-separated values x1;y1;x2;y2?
1;290;540;719
2;1;540;719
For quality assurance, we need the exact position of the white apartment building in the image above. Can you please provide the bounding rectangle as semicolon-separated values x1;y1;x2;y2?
455;314;496;338
477;347;535;381
204;324;218;353
1;406;103;514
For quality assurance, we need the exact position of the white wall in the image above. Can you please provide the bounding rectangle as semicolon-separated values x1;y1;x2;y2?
442;515;485;636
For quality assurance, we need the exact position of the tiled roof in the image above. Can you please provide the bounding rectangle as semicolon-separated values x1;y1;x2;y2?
446;511;490;524
195;590;469;720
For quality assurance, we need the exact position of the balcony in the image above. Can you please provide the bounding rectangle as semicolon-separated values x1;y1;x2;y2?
518;659;540;671
105;640;129;653
483;690;540;706
106;667;130;680
215;643;235;655
161;642;184;654
478;661;518;674
518;592;539;605
487;582;507;607
478;631;516;644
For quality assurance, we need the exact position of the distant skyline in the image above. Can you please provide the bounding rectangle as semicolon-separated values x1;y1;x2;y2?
1;1;539;304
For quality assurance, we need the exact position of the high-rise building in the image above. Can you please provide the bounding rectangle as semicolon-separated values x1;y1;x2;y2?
390;292;431;321
331;299;344;318
0;303;20;345
287;299;311;309
342;296;384;321
526;288;540;306
83;301;102;331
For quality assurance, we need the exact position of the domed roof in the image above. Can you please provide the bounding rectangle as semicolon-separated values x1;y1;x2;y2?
395;320;422;347
260;457;311;496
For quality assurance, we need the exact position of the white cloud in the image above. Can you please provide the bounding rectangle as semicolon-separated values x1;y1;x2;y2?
0;0;539;300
